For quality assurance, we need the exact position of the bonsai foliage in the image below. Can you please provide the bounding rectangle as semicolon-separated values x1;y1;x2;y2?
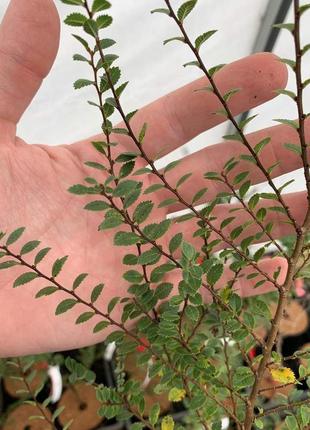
1;0;310;429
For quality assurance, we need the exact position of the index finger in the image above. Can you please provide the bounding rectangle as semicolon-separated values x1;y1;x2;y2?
127;52;287;158
70;53;287;164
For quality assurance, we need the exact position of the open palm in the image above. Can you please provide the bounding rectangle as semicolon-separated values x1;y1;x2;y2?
0;0;307;358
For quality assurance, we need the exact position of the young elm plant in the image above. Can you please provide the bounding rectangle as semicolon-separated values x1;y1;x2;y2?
1;0;310;429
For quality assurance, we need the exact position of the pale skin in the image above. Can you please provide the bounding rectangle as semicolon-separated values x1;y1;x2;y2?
0;0;308;358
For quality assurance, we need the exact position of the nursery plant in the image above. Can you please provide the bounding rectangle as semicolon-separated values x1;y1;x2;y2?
0;0;310;429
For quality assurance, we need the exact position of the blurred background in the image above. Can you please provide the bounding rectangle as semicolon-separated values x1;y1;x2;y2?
0;0;309;192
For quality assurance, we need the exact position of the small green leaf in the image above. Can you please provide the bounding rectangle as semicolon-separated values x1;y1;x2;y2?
138;123;148;144
126;109;138;122
279;58;296;70
230;225;243;239
158;198;178;208
260;192;277;200
52;405;65;422
248;194;260;210
169;233;183;254
52;256;68;278
94;38;116;52
204;171;222;181
55;299;78;316
274;118;298;129
74;79;94;90
84;161;106;171
223;134;242;142
254;137;271;155
253;299;270;318
164;160;181;174
125;188;143;209
144;183;165;194
35;286;58;299
154;282;173;300
73;54;89;62
233;367;254;389
119;161;135;178
300;4;310;15
195;30;217;50
113;180;141;197
91;283;104;303
176;173;192;188
284;142;302;155
163;36;185;45
207;263;224;286
182;241;196;260
284;415;298;430
239;114;258;130
64;13;87;27
123;269;143;283
91;141;106;155
115;152;138;163
149;403;160;426
278;179;295;193
192;187;208;204
143;219;171;241
68;184;100;195
177;0;197;22
133;201;154;224
96;14;112;29
150;263;176;283
233;171;249;184
223;88;240;102
150;8;171;16
92;0;111;13
99;216;123;230
84;201;110;211
123;254;138;265
108;296;120;313
137;247;161;265
115;81;129;98
273;22;294;32
106;98;118;108
208;63;226;76
268;206;286;214
300;404;310;426
13;272;38;288
220;217;235;229
75;312;95;324
20;241;41;256
72;34;90;51
114;231;141;246
275;88;296;100
0;260;20;270
6;227;25;246
239;180;251;199
73;273;88;290
100;67;121;92
61;0;84;4
253;246;265;262
183;61;200;68
84;19;98;37
256;208;267;222
239;154;256;164
93;320;109;333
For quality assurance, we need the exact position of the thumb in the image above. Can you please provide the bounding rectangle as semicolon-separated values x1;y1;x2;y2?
0;0;60;127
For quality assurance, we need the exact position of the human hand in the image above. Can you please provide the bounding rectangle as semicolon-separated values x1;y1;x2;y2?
0;0;306;357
